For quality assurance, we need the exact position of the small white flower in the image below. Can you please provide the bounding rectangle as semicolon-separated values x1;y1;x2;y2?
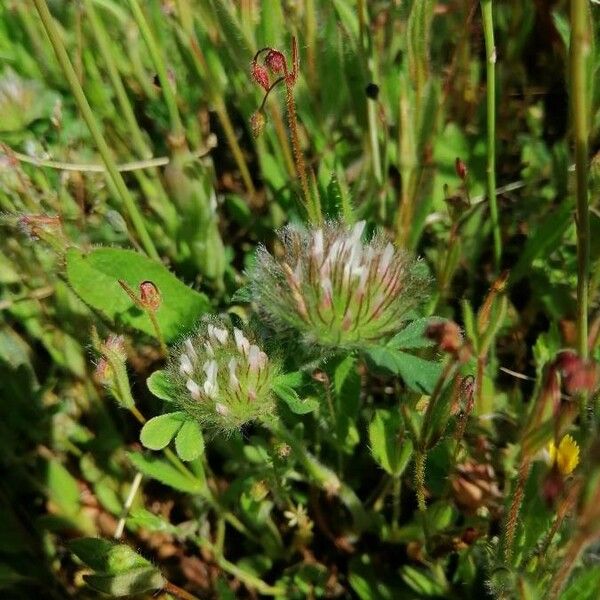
378;242;394;276
179;353;193;376
208;325;229;344
215;402;229;416
234;328;250;354
248;344;262;373
228;358;239;390
312;229;324;263
184;338;197;360
186;378;201;400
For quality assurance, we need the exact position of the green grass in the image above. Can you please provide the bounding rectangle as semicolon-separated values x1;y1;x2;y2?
0;1;599;598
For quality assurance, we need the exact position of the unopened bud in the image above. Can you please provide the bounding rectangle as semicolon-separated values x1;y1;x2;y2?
251;61;270;91
139;280;161;312
250;111;266;138
553;350;599;395
265;50;285;73
426;320;463;354
455;157;468;180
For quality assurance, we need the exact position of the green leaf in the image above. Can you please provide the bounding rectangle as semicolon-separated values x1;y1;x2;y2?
388;318;436;350
66;247;210;342
368;410;413;477
45;459;80;518
127;452;203;494
147;370;177;402
508;201;573;285
127;508;177;534
273;384;319;414
85;567;164;597
140;412;186;450
274;371;304;388
400;565;446;597
69;538;151;574
366;347;442;394
175;419;205;461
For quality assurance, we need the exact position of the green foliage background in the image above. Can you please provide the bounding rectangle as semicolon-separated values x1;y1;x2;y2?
0;1;599;598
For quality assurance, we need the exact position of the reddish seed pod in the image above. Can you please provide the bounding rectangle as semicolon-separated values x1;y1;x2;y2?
425;320;463;354
265;49;285;73
553;350;599;395
455;157;468;180
139;280;161;312
251;62;270;91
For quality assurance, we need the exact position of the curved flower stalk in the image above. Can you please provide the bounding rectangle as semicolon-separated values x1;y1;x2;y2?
249;221;430;348
168;319;280;433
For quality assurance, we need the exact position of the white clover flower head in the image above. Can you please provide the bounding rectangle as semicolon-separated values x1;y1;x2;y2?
169;319;279;433
249;221;430;347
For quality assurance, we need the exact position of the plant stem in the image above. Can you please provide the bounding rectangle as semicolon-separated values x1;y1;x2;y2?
114;471;143;539
502;457;531;562
392;476;402;529
164;580;202;600
414;451;427;512
84;0;150;159
32;0;159;261
548;533;587;600
570;0;591;359
480;0;501;271
285;86;312;218
267;420;369;531
195;538;284;596
127;0;184;136
148;311;167;357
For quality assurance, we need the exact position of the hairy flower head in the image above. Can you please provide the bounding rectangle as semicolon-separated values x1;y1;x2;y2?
168;319;279;433
249;221;429;347
547;434;580;476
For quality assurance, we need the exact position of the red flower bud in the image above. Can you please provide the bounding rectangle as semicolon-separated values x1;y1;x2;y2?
554;350;599;395
139;280;161;312
455;157;468;180
265;50;285;73
425;320;463;354
251;62;270;91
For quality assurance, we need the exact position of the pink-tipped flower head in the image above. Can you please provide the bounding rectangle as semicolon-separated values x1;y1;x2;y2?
249;221;430;348
168;319;279;433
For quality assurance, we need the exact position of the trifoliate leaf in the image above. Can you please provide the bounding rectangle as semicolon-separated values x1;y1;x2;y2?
273;384;318;414
140;412;186;450
175;419;204;462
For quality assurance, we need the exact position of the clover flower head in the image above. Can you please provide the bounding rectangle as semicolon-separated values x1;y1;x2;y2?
168;319;279;433
547;434;580;476
249;221;430;347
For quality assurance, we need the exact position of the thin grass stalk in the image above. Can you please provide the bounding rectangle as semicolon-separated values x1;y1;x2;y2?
480;0;501;271
32;0;159;261
570;0;591;360
127;0;184;136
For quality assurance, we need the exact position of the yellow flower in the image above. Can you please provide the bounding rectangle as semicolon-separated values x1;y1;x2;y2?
547;435;580;476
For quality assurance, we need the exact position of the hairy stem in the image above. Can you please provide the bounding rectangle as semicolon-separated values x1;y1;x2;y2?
414;451;427;512
502;457;531;562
